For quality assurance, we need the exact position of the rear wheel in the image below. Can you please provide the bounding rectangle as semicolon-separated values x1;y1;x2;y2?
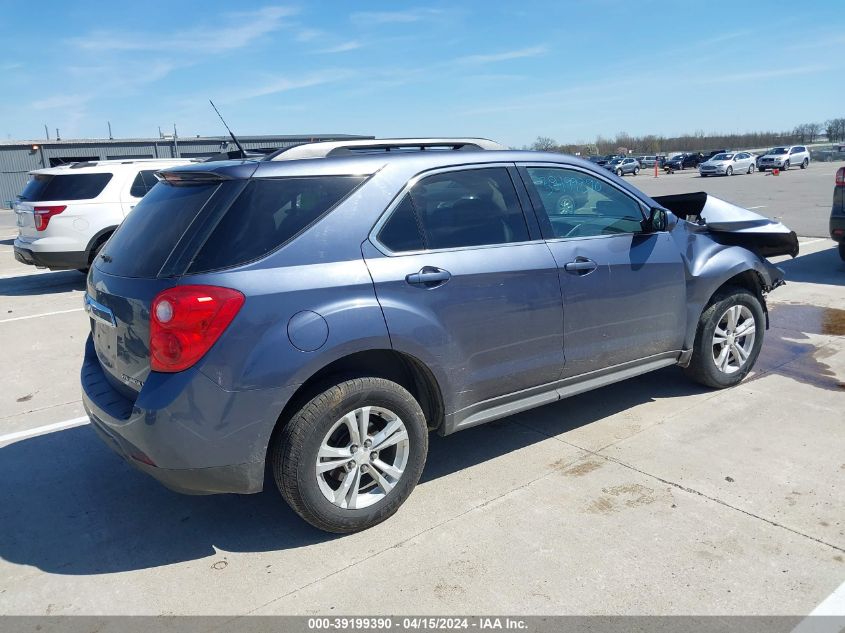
77;239;107;274
633;167;639;176
747;163;754;174
684;286;765;389
801;158;808;169
272;377;428;533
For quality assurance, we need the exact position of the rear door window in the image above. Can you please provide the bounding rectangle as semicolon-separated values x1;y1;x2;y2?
394;167;529;251
17;173;112;201
188;176;366;273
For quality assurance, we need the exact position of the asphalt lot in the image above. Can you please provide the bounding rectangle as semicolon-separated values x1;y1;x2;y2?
632;160;840;239
0;166;843;616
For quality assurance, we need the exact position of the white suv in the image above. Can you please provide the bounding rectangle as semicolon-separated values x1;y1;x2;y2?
13;158;192;271
757;145;810;172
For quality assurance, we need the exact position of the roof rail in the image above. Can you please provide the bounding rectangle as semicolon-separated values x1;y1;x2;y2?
264;138;506;161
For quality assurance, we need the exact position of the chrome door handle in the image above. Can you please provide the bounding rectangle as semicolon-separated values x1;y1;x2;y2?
564;258;598;275
405;267;451;287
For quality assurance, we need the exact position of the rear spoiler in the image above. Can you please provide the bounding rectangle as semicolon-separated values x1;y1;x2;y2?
654;192;799;258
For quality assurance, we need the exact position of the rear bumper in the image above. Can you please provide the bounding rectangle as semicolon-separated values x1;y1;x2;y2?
14;244;88;270
80;336;294;495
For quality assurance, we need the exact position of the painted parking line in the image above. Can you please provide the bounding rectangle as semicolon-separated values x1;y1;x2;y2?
797;238;827;246
0;416;89;445
0;269;51;280
748;205;767;209
791;579;845;632
0;307;84;324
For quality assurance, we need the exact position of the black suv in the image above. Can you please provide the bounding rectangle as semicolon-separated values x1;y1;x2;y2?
832;166;845;261
664;153;704;171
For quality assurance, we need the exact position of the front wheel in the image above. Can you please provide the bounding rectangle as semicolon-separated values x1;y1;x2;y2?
684;287;765;389
616;168;623;177
272;377;428;533
726;166;733;176
782;161;790;171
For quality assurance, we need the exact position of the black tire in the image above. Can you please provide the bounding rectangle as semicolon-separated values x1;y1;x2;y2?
272;377;428;533
747;164;754;174
700;173;708;177
726;166;733;176
77;240;106;274
782;160;790;171
616;168;623;177
801;158;808;169
633;167;639;176
839;241;845;262
684;286;765;389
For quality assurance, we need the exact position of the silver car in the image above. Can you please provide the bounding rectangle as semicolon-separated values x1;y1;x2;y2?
699;152;756;177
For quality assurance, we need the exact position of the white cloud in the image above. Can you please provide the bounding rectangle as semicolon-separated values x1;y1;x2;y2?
68;6;298;53
32;94;92;110
456;46;547;65
296;28;323;42
314;41;363;54
351;8;443;26
693;65;831;85
222;70;353;102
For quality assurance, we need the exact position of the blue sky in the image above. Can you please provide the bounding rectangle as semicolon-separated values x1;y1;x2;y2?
1;1;844;147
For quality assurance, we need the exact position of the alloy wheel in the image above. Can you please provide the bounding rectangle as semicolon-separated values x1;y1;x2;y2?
315;406;410;510
711;305;756;374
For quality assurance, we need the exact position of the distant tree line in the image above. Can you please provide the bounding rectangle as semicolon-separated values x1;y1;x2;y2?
528;118;845;155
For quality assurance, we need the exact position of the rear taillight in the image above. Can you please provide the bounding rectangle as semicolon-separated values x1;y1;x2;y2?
150;285;244;372
33;205;66;231
836;167;845;187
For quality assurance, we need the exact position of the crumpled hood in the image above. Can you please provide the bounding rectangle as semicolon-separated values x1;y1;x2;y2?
653;192;799;258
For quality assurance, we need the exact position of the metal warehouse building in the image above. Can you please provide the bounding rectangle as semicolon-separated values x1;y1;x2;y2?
0;134;371;206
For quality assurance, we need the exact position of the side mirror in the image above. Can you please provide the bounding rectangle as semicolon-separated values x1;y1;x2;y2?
644;207;668;232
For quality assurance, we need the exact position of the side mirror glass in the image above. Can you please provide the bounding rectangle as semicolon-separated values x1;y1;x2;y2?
646;207;668;232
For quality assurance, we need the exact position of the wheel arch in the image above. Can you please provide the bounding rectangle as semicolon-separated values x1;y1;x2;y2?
683;255;772;354
265;348;445;469
84;225;117;263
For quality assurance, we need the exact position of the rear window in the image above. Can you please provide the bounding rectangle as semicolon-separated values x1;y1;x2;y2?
17;173;112;202
97;183;219;278
129;170;161;198
187;176;366;273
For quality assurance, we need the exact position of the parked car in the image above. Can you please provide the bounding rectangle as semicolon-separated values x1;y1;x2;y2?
699;152;756;176
604;157;640;176
756;151;772;169
80;137;797;533
831;166;845;261
587;155;609;166
664;153;703;171
705;149;729;160
13;158;192;271
757;146;810;171
638;156;658;168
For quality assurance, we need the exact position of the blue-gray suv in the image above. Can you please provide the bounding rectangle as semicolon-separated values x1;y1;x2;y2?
81;138;798;533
